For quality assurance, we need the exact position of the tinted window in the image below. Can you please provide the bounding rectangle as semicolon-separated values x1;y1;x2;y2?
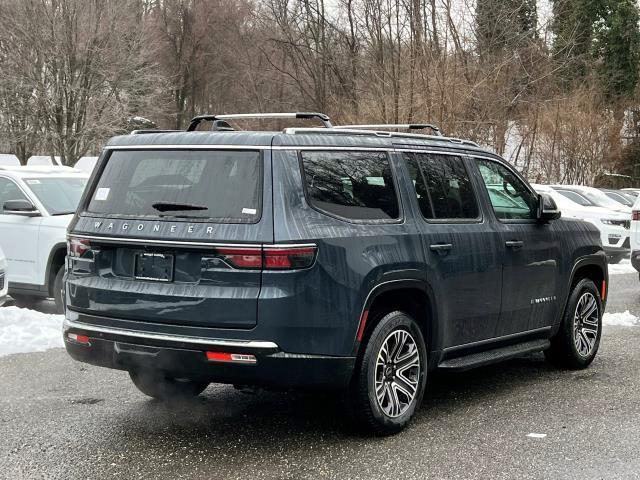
0;178;28;211
301;151;399;220
477;159;538;220
25;177;87;215
406;153;478;220
86;150;262;223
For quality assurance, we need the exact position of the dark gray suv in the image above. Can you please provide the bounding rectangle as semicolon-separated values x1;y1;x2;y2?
64;113;608;435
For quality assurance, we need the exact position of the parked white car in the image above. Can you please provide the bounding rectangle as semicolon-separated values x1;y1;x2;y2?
0;166;89;312
534;184;630;263
552;185;632;214
0;246;7;307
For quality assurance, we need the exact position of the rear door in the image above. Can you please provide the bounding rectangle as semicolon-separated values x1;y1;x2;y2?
402;151;503;348
67;148;273;329
473;157;561;335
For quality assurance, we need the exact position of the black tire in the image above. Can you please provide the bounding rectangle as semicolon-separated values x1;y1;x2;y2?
545;278;603;369
10;294;39;309
350;311;427;436
129;370;208;400
53;267;65;314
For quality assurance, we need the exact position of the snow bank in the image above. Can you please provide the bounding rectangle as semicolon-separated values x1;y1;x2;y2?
0;306;63;356
602;310;640;327
608;260;636;276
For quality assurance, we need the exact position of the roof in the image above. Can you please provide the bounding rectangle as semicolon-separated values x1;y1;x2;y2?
27;155;62;166
0;165;87;178
104;128;491;157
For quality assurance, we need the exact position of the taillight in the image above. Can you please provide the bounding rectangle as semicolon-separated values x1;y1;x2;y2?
68;237;91;257
633;211;640;221
215;247;263;269
213;244;317;270
263;245;317;270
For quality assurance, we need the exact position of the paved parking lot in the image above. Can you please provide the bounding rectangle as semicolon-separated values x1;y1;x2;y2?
1;273;639;479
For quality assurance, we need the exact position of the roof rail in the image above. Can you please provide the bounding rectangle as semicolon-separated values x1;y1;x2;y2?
130;129;181;135
283;127;479;147
334;123;442;136
187;112;333;131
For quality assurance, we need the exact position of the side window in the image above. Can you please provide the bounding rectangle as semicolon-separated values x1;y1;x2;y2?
405;153;479;220
0;178;28;213
476;159;538;220
301;151;400;221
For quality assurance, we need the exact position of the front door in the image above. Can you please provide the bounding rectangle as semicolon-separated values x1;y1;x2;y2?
474;157;561;336
0;177;41;285
402;151;503;348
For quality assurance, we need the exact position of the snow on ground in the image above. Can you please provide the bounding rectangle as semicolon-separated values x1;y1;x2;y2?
602;311;640;327
0;306;63;356
608;260;636;276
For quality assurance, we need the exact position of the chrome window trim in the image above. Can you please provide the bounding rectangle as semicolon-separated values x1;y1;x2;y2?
63;318;279;350
103;145;270;150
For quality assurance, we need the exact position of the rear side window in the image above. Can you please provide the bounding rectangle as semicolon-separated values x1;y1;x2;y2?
301;151;400;221
405;153;479;220
86;150;262;223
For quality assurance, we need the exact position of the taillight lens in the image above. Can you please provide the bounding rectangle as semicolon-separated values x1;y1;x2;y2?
633;211;640;221
68;237;91;257
215;247;263;269
213;244;317;270
263;245;317;270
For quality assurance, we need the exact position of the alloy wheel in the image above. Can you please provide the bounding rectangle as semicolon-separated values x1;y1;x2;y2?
573;292;600;358
374;329;421;418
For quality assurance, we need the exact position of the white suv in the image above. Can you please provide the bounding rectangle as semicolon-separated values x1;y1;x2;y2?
535;184;631;263
0;166;89;312
0;246;7;307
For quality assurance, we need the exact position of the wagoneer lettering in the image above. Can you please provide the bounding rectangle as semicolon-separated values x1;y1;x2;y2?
64;112;608;435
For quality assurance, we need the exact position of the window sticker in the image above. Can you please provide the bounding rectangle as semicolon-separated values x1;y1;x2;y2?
95;187;110;201
26;179;41;185
242;208;257;215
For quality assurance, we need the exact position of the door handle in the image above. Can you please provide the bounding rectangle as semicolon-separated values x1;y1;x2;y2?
505;240;524;249
430;243;453;255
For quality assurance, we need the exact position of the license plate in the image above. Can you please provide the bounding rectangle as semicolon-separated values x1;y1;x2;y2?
134;252;174;282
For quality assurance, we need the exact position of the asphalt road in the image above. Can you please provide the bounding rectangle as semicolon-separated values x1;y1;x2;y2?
1;274;640;480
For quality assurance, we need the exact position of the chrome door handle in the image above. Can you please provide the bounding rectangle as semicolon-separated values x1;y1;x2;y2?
505;240;524;249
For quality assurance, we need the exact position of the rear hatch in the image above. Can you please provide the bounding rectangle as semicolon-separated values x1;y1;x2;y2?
67;148;272;329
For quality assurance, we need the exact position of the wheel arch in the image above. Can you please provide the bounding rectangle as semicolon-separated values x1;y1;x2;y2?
46;242;67;297
354;280;439;362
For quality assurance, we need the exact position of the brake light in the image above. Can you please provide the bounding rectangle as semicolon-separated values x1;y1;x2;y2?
215;247;262;269
633;211;640;221
67;237;91;257
67;332;90;345
263;245;317;270
214;244;317;270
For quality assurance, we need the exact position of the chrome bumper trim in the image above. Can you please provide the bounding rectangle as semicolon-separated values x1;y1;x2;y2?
63;318;279;350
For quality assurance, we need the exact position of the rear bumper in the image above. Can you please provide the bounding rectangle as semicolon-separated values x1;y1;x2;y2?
63;318;355;389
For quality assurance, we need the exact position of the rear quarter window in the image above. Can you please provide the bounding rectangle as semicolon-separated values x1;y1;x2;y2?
300;151;400;221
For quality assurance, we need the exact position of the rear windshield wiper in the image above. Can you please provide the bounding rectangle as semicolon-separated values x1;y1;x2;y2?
151;202;209;212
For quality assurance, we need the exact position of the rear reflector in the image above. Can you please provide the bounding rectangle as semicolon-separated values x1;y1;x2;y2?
633;211;640;221
67;332;90;345
206;351;257;364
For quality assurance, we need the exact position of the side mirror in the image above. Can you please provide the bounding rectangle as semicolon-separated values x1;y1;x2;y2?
537;193;561;222
3;199;40;217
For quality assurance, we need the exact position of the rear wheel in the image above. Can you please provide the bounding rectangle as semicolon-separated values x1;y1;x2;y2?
350;311;427;435
129;370;209;400
545;278;602;369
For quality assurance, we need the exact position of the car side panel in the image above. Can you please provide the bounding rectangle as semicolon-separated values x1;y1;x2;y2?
267;149;426;356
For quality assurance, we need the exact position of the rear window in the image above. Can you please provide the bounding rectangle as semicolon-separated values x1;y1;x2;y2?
301;151;400;221
86;150;262;223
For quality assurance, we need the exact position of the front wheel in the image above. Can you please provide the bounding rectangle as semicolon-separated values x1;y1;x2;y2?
53;267;65;314
129;370;209;400
350;311;427;435
545;278;603;369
